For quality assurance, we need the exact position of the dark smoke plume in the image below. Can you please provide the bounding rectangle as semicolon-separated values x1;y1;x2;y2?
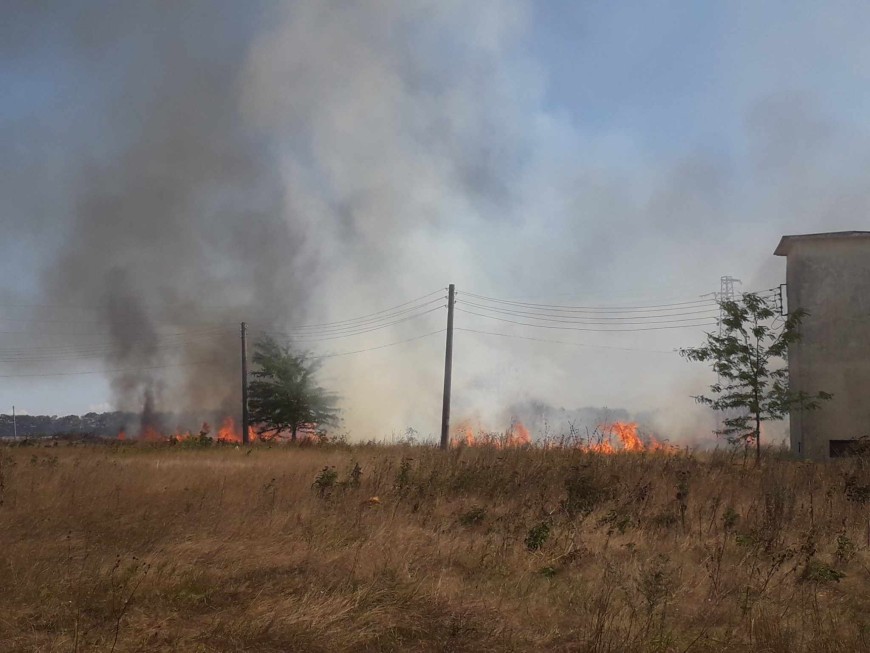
6;2;310;425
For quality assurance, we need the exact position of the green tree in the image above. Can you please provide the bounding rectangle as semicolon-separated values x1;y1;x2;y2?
248;335;340;442
680;292;831;462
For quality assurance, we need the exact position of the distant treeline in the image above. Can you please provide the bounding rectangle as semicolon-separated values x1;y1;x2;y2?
0;412;137;438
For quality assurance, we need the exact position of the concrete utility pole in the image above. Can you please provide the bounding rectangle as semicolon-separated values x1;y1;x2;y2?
241;322;249;445
439;284;455;450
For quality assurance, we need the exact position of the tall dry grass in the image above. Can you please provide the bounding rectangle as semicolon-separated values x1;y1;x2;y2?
0;440;868;652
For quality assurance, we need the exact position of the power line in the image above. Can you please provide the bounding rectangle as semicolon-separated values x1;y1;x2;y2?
320;329;446;359
461;291;719;312
0;325;236;337
461;289;778;314
254;305;445;341
269;289;445;330
0;329;449;377
456;307;718;332
0;331;234;359
258;297;446;334
0;289;447;333
0;341;226;363
454;327;675;353
0;360;225;378
456;299;720;324
0;315;236;328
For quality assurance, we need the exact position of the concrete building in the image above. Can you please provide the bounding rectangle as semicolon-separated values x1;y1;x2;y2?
774;231;870;459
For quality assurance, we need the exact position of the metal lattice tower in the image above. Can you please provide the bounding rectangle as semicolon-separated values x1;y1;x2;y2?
716;275;741;335
714;275;741;436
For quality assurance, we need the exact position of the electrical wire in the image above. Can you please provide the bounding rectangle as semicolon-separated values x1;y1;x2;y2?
320;329;446;359
0;315;236;328
454;327;675;353
0;288;447;318
0;285;784;377
258;297;446;335
266;289;445;330
0;324;236;337
460;288;778;314
461;291;719;312
0;289;447;334
0;341;229;363
253;305;445;341
456;299;720;324
0;360;225;378
456;307;718;332
0;331;234;359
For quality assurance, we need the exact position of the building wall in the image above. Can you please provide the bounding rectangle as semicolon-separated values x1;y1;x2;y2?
786;238;870;460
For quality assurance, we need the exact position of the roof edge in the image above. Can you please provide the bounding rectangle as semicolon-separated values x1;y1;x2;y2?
774;231;870;256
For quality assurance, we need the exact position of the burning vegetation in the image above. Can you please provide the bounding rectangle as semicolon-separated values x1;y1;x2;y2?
123;416;255;445
115;416;333;446
450;419;672;453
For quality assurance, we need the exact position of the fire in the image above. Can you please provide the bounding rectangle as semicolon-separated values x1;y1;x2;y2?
140;425;164;442
453;421;477;447
506;420;531;446
216;416;256;443
591;421;668;453
113;416;256;444
217;416;240;443
449;418;531;448
450;419;671;453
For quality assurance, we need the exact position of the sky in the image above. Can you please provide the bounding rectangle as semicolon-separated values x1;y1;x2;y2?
1;1;869;443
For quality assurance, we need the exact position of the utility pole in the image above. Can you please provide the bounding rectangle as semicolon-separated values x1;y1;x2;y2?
241;322;249;445
12;405;17;439
439;284;455;450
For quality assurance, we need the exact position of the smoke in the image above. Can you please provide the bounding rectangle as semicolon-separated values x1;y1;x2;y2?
3;1;870;440
3;2;311;423
2;0;538;433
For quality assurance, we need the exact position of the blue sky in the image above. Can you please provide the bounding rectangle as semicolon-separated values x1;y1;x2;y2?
1;1;868;440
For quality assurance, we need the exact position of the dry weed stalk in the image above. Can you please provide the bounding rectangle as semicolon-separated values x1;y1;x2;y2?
0;441;867;651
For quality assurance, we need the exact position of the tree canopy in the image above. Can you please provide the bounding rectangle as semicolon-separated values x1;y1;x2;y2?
247;336;340;441
680;292;831;462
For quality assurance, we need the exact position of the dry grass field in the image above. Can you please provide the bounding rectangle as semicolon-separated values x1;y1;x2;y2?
1;440;869;652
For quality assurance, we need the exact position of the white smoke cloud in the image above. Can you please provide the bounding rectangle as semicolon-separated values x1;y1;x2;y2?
3;0;870;442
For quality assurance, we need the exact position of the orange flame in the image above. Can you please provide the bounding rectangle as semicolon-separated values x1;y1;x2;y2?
452;421;477;447
450;418;671;453
450;418;532;448
140;425;163;442
505;420;531;447
216;416;256;443
116;416;256;444
586;421;669;453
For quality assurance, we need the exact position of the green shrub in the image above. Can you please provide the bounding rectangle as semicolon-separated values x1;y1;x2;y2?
525;522;550;551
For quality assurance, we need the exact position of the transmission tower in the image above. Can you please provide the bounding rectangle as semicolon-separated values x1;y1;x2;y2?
713;275;741;437
715;275;741;335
